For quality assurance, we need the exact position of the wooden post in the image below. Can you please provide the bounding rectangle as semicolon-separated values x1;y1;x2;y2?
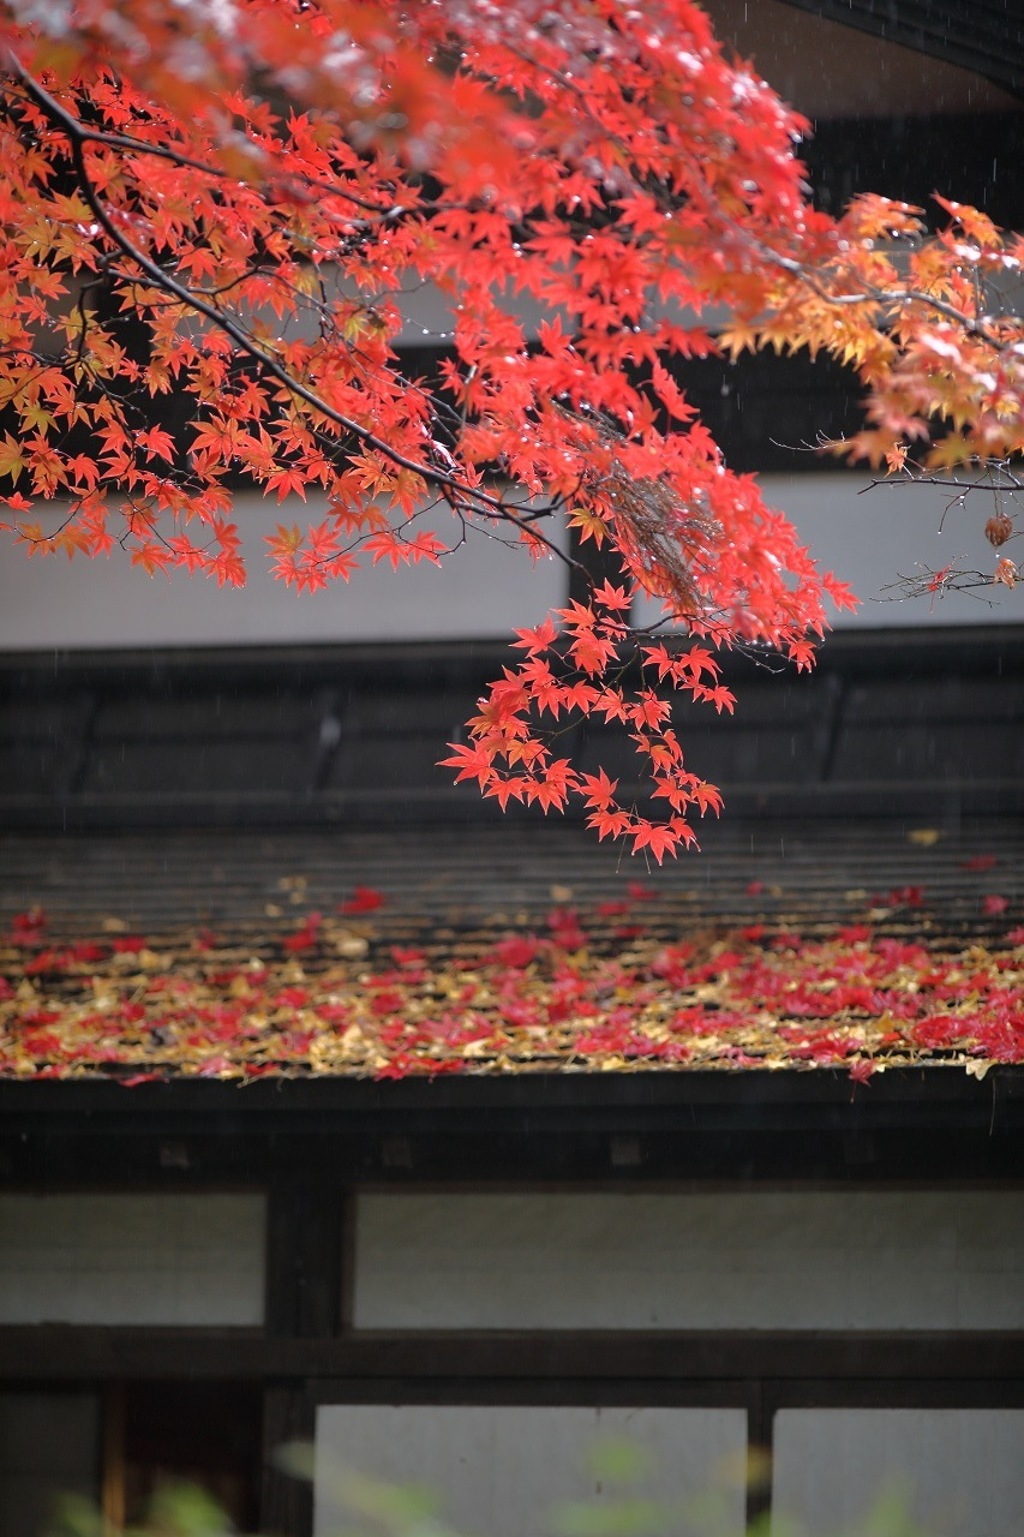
100;1381;125;1534
260;1179;347;1536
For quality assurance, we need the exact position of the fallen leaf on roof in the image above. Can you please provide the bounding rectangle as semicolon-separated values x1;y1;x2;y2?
1;896;1021;1084
339;886;386;914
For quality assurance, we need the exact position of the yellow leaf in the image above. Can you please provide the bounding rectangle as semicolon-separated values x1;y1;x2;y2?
0;433;26;483
566;506;607;546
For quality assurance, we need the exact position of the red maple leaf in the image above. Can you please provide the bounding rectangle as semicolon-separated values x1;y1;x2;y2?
339;887;386;915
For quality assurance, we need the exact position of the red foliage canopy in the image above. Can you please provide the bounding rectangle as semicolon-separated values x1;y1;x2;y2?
1;0;1021;855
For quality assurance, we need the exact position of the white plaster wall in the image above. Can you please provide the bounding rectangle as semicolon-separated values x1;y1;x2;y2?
314;1405;747;1537
2;473;1017;652
763;472;1022;627
0;1193;266;1326
354;1191;1024;1332
634;472;1023;631
772;1410;1024;1537
0;492;567;651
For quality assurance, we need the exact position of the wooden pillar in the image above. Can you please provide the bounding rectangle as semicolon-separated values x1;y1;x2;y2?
261;1385;317;1537
101;1381;126;1532
260;1180;347;1537
265;1180;344;1340
745;1380;775;1531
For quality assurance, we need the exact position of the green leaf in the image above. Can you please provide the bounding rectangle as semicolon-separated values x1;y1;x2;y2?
583;1438;655;1486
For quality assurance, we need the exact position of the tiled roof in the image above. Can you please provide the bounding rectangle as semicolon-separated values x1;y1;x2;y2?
2;629;1021;830
2;819;1021;1081
1;631;1021;1083
779;0;1024;99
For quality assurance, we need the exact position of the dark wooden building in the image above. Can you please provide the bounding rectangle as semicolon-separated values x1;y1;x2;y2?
1;2;1022;1532
1;625;1023;1537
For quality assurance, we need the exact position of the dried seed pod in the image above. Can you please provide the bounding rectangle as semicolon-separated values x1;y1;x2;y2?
985;512;1013;548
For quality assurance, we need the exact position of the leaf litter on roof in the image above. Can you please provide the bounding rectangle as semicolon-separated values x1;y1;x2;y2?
2;892;1022;1083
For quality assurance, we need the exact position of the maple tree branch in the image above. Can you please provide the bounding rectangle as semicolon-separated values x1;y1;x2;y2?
879;566;1009;600
7;62;593;575
1;71;233;179
489;38;1019;384
755;239;1015;354
1;62;410;221
859;469;1024;495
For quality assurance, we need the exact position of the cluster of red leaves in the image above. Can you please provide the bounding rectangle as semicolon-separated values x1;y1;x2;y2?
823;197;1024;474
2;899;1021;1083
442;584;736;861
0;0;1019;853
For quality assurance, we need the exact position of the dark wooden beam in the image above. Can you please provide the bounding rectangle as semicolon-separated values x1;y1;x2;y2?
3;1064;1024;1125
3;1329;1024;1384
4;1068;1024;1186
